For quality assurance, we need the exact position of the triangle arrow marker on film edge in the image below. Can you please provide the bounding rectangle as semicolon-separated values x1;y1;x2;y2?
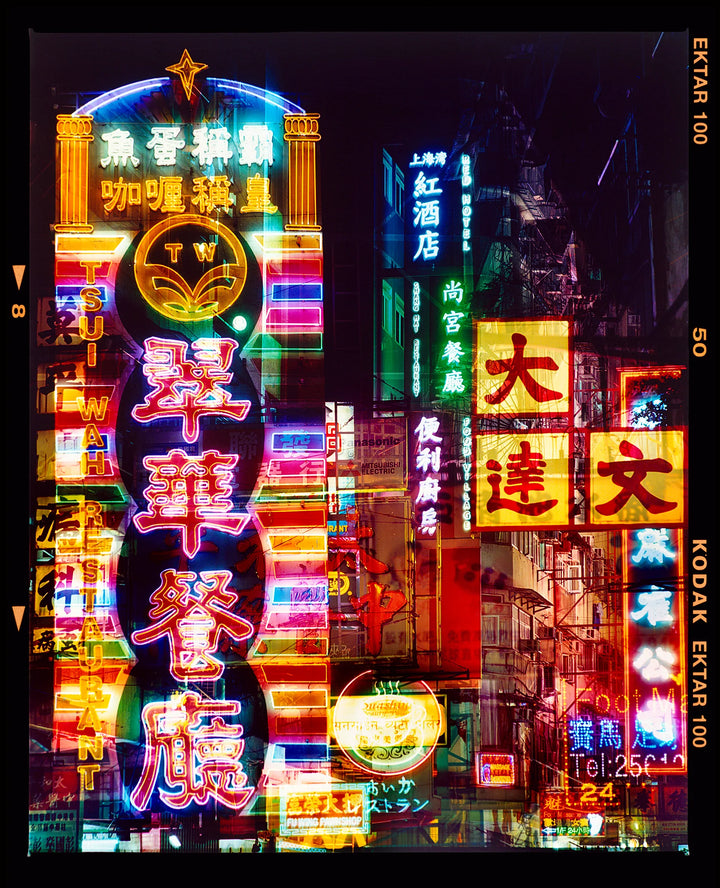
12;265;25;289
12;606;25;631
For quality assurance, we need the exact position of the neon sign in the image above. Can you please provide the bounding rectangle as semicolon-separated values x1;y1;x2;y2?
332;672;445;776
460;153;472;253
409;151;446;263
133;449;251;559
279;784;369;836
623;527;686;772
412;415;444;537
132;337;251;441
133;215;249;322
461;416;472;532
130;691;254;811
437;279;468;398
131;570;254;681
411;281;422;399
38;49;329;828
477;754;515;786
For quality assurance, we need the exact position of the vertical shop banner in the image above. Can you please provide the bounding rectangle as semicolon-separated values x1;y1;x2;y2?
623;528;687;774
33;51;329;827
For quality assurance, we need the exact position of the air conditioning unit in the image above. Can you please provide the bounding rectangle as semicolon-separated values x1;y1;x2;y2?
519;638;539;653
538;625;558;640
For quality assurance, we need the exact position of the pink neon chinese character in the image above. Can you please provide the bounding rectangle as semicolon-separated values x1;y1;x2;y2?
132;338;251;443
133;449;249;558
131;570;254;681
484;333;562;404
130;691;253;811
486;440;558;515
414;416;442;446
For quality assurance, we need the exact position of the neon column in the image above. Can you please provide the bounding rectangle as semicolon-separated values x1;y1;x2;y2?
283;114;321;231
55;115;94;233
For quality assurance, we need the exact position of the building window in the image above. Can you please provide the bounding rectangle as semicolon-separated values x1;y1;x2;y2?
382;280;393;335
482;615;499;646
394;295;405;347
383;150;393;205
394;167;404;217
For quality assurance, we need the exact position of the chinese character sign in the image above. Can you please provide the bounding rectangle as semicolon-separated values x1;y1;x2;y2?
279;785;369;836
475;432;571;528
40;54;328;829
408;150;447;264
623;527;687;773
130;691;254;810
132;337;252;442
131;569;255;681
475;318;571;417
590;430;685;526
412;414;445;536
436;279;470;400
93;115;284;225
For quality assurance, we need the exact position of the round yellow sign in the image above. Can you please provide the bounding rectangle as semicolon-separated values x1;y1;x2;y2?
134;214;248;322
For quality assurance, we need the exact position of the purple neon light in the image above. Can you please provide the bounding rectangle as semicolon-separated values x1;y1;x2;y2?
74;77;305;117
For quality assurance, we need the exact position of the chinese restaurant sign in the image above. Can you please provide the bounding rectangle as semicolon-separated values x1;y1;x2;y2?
35;51;330;820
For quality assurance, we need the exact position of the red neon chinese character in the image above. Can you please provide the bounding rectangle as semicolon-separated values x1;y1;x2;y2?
132;338;251;443
131;569;254;681
134;449;249;558
350;581;407;656
328;524;390;575
130;691;253;811
595;440;676;516
484;333;562;404
486;440;558;515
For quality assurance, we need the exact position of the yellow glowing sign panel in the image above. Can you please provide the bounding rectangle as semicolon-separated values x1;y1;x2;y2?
475;432;571;528
589;430;685;526
279;784;369;837
332;691;444;775
475;318;571;416
133;214;248;322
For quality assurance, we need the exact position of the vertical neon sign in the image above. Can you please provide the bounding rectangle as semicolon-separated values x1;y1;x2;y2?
438;279;468;398
412;415;444;538
411;281;422;399
409;150;446;264
620;367;687;775
623;526;687;773
36;53;330;835
460;153;472;254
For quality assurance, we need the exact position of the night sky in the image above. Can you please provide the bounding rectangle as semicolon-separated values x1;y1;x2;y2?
13;22;692;253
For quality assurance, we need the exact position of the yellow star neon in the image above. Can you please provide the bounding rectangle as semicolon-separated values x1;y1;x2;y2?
166;49;208;101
